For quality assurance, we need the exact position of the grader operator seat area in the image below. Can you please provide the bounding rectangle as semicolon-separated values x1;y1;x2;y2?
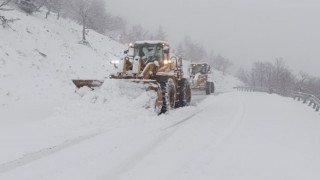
115;41;172;79
134;42;169;68
192;64;208;75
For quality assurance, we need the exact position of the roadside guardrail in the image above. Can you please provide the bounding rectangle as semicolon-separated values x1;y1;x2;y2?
234;86;320;113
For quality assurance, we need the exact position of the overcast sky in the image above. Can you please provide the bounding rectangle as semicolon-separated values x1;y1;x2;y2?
106;0;320;76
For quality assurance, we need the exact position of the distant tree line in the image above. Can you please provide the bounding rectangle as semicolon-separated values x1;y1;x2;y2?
236;58;320;98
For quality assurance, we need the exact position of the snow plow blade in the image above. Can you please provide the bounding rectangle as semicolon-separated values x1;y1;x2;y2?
109;78;159;91
72;79;104;89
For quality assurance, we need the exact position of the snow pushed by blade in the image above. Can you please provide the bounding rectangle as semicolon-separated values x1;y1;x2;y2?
77;79;158;110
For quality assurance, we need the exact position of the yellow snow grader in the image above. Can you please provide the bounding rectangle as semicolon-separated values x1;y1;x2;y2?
189;63;215;95
73;41;191;114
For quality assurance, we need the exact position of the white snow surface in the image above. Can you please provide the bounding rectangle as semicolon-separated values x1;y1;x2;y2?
1;8;320;180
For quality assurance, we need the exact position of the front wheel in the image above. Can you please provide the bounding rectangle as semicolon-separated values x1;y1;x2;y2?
176;78;191;108
155;78;176;114
210;82;215;93
205;82;211;95
154;84;164;115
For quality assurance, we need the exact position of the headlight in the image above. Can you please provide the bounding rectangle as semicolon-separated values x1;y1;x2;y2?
111;60;120;64
163;60;172;65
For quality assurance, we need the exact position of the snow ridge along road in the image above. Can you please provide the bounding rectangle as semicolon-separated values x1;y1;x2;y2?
0;131;105;174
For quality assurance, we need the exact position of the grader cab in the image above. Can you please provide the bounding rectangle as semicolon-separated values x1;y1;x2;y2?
189;63;215;95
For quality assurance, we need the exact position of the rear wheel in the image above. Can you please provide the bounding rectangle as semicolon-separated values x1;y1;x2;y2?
176;78;191;108
154;83;163;114
155;78;176;114
205;82;211;95
210;82;215;93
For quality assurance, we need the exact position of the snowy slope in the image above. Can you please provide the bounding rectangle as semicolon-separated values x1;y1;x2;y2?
211;69;243;92
0;8;130;164
0;8;125;123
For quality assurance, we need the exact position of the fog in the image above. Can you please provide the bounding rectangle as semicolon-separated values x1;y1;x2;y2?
106;0;320;76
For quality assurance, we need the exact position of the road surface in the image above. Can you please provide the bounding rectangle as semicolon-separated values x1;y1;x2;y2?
0;92;319;180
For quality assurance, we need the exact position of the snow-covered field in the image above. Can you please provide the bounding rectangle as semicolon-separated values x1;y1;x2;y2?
1;7;319;180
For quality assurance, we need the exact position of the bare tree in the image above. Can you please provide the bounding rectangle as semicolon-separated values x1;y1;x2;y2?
34;0;47;11
154;26;167;40
69;0;95;41
0;0;11;9
43;0;65;20
236;68;250;84
175;43;184;57
87;0;107;34
247;58;296;92
212;54;232;74
251;62;266;87
0;0;14;13
0;0;19;30
296;71;309;92
181;36;207;62
127;24;149;42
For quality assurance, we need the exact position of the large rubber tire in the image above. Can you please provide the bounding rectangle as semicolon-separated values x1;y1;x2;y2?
155;78;176;114
154;83;164;115
210;82;215;93
176;78;191;108
205;82;211;95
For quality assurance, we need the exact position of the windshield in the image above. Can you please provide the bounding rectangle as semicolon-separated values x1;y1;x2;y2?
134;45;163;62
191;65;207;75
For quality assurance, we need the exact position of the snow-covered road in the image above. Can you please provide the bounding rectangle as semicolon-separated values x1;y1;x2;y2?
1;92;319;180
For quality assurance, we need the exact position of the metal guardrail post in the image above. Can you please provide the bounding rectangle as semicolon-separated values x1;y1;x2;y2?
309;100;313;106
303;98;307;104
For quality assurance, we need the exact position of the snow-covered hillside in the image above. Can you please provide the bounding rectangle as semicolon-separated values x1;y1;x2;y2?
0;8;125;121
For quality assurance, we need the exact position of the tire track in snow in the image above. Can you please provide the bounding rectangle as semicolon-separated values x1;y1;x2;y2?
161;106;211;130
162;93;222;131
0;93;216;176
104;93;245;180
196;92;247;154
162;93;247;179
0;105;209;175
101;101;215;180
0;130;106;174
212;93;246;145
